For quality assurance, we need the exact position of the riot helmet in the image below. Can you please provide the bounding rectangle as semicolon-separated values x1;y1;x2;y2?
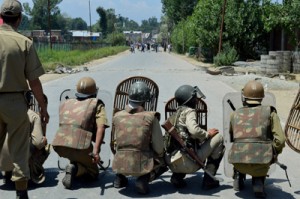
75;77;98;99
242;80;264;105
175;85;206;107
128;81;151;103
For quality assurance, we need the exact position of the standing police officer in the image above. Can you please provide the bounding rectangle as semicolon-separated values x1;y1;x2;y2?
0;1;49;198
52;77;109;189
112;81;167;195
228;80;286;198
164;85;225;190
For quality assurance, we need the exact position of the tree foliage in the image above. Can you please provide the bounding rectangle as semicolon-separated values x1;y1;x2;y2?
96;7;107;37
23;0;62;30
162;0;198;26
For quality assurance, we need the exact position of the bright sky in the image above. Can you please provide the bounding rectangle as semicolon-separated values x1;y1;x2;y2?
0;0;163;25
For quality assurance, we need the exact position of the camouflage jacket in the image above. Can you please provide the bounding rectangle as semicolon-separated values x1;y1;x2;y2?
52;98;98;150
228;105;273;164
112;109;157;176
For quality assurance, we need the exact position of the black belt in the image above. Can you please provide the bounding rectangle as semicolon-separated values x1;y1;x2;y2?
0;91;24;94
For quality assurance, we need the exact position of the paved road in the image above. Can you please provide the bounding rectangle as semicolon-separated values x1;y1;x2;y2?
1;49;299;199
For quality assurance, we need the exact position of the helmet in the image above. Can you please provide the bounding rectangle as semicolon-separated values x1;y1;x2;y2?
242;80;264;104
128;81;151;103
75;77;98;98
175;85;206;106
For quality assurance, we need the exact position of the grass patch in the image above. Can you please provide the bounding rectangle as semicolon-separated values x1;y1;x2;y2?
38;46;128;71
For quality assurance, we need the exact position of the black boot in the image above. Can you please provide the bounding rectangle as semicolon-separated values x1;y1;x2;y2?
233;168;246;191
135;174;150;194
202;155;223;190
170;173;187;188
3;171;12;184
202;172;220;190
62;163;77;189
16;190;29;199
252;177;266;198
149;165;168;182
113;174;128;188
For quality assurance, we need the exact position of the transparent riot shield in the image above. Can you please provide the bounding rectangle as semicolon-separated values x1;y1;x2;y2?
57;89;113;171
223;91;276;177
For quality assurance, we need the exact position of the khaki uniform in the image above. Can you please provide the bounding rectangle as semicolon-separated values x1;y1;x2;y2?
112;105;165;177
0;109;46;170
0;24;45;182
229;106;286;177
165;107;224;174
0;109;48;182
52;98;109;179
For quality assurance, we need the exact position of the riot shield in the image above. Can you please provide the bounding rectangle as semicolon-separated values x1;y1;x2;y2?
110;76;159;154
284;87;300;154
57;89;113;171
223;91;276;177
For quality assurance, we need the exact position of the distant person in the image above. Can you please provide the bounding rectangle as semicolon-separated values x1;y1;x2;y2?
0;1;49;198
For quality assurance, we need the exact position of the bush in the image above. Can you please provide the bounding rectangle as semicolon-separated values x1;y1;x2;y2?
213;45;239;66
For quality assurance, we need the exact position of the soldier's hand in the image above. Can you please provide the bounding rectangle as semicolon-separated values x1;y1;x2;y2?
40;108;49;124
208;128;219;138
91;153;101;164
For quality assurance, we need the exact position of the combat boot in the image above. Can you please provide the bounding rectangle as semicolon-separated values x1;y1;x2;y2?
252;177;266;198
135;174;150;194
202;172;220;190
170;173;187;188
113;174;128;188
62;163;77;189
16;190;29;199
202;155;223;190
3;171;12;184
233;168;246;191
149;165;168;182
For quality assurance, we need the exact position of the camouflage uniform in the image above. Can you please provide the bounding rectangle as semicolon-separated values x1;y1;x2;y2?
164;106;224;188
112;105;166;194
229;105;286;177
52;98;109;179
0;109;49;184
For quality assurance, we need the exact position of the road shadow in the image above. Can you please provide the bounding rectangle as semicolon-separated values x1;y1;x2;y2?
0;167;60;191
232;177;296;199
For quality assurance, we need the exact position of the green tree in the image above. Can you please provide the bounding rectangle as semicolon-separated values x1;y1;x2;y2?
262;0;300;48
162;0;198;26
224;0;268;59
23;0;63;30
96;7;107;37
70;18;88;30
191;0;223;55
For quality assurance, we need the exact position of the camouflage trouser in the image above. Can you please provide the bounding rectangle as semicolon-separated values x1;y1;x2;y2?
29;144;51;184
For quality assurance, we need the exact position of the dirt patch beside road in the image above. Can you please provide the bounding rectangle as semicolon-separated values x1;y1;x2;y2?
175;53;300;123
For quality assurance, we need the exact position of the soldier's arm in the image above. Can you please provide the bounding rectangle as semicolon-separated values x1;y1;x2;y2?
270;110;286;154
93;104;110;163
185;109;210;142
28;78;49;124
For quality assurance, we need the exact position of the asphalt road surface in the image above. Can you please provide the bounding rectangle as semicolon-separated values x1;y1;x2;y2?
1;49;299;199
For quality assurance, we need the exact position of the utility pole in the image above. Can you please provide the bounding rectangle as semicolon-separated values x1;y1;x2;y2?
89;0;92;35
218;0;227;53
48;0;52;49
